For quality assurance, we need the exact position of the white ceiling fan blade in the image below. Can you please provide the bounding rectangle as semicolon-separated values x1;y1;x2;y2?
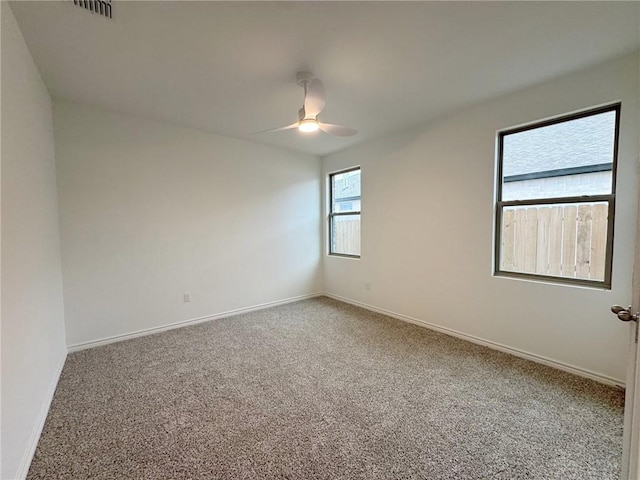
251;122;299;135
304;79;326;117
318;122;358;137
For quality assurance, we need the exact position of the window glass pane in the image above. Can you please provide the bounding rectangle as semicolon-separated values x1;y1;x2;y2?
502;110;616;201
499;202;608;282
331;214;360;256
332;169;361;213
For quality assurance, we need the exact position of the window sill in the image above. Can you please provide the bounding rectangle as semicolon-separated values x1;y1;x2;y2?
328;253;361;260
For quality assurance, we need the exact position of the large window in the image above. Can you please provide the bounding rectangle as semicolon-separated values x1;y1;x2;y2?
495;104;620;288
329;167;361;257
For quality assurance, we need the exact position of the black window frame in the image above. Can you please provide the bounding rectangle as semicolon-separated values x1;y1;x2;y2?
329;166;361;258
494;103;620;289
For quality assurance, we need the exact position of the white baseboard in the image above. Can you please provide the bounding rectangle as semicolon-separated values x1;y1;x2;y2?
324;293;625;389
67;293;324;353
16;350;67;480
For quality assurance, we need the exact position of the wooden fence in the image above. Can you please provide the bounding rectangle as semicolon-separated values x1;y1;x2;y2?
332;218;361;255
500;203;608;281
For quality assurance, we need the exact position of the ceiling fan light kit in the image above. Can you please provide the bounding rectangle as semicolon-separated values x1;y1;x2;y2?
255;71;358;138
298;118;320;133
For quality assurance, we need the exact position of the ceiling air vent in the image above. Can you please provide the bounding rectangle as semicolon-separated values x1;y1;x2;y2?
72;0;112;19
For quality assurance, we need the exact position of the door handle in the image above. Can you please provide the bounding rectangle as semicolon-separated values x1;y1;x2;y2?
611;305;639;322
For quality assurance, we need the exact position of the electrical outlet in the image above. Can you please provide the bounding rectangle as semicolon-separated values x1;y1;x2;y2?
183;293;191;303
365;282;371;291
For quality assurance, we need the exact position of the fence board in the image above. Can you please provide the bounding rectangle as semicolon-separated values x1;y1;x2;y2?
590;204;608;281
514;208;527;271
576;205;592;279
562;206;577;277
501;209;515;271
524;208;538;273
536;207;550;275
548;207;563;276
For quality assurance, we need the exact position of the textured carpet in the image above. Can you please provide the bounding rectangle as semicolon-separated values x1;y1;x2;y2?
27;297;624;479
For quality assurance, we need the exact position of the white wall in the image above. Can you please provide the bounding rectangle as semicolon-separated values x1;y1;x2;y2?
54;100;322;347
323;52;639;384
1;3;67;479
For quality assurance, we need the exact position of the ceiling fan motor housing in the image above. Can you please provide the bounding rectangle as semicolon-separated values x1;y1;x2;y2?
296;71;314;88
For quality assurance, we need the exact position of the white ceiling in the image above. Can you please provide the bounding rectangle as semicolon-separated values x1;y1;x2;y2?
9;1;640;157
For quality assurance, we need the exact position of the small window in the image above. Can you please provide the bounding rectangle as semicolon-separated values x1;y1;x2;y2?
329;167;361;257
495;104;619;288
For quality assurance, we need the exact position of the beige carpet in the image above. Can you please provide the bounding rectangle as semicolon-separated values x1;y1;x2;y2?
28;297;624;479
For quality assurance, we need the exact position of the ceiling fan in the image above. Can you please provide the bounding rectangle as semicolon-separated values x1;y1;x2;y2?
254;72;358;137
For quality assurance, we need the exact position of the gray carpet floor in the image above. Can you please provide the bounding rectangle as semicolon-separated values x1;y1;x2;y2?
27;297;624;479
